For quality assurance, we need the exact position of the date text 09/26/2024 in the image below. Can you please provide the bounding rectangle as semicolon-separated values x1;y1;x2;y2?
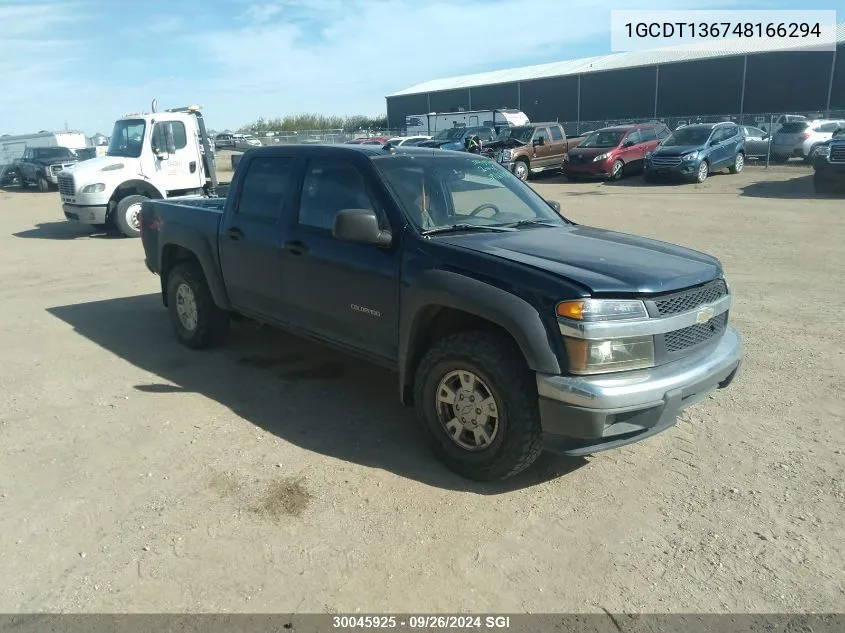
332;615;512;629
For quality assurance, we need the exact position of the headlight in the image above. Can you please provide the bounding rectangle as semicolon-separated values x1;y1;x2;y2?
81;183;105;193
501;149;512;160
592;152;610;162
564;336;655;374
815;145;830;158
556;299;647;321
682;152;699;161
645;151;653;160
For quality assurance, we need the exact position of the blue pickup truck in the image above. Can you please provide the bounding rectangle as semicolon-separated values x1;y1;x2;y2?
140;144;742;481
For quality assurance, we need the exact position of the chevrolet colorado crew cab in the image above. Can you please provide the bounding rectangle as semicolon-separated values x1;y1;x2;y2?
140;144;742;481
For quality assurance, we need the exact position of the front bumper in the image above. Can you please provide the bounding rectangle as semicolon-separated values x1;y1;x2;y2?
564;159;613;177
63;203;108;225
644;161;701;179
536;326;742;456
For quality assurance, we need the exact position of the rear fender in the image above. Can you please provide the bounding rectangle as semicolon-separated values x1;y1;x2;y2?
159;226;230;310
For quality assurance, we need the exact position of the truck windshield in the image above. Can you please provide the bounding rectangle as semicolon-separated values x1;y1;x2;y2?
33;147;75;159
662;127;713;147
579;130;626;148
495;127;534;143
374;154;568;231
107;119;146;158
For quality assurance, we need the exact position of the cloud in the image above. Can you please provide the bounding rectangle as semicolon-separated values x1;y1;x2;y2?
193;0;741;126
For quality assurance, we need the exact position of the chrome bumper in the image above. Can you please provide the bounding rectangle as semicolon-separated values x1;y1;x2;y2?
536;326;742;456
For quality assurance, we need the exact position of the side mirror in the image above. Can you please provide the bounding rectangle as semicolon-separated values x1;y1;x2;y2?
762;133;770;140
623;140;635;147
333;209;392;247
547;200;561;214
154;151;169;160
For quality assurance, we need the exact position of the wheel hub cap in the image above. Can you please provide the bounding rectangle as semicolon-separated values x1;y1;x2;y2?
435;370;499;451
175;283;198;331
127;203;142;230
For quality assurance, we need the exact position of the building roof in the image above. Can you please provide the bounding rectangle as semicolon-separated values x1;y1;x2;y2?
388;23;845;97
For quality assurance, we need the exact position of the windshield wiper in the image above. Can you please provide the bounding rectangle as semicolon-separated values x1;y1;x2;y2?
497;219;561;228
421;223;516;236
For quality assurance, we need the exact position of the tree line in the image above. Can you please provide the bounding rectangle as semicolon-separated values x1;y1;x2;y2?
237;114;389;134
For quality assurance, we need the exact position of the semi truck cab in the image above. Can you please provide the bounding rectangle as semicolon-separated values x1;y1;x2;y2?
58;101;219;237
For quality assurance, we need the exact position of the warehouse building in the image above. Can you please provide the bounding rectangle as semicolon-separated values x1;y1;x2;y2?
386;23;845;133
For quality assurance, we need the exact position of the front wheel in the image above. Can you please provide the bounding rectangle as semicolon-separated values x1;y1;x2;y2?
114;194;148;238
37;175;50;192
729;152;744;174
413;331;542;481
609;159;624;180
695;160;709;183
166;262;230;349
513;159;529;181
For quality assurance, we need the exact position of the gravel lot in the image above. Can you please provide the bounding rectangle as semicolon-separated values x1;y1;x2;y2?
0;164;842;613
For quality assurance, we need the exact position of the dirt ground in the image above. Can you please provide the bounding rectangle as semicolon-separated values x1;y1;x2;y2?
0;164;842;614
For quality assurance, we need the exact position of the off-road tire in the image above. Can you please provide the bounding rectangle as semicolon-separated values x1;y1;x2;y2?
114;194;148;238
166;262;230;349
413;330;542;481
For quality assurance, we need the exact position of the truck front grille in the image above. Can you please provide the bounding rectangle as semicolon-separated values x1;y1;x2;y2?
649;156;683;167
830;146;845;163
651;279;728;316
57;174;75;196
664;312;728;353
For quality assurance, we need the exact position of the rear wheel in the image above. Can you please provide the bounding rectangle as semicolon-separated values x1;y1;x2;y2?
166;262;230;349
413;330;542;481
114;194;148;238
513;159;529;181
729;152;745;174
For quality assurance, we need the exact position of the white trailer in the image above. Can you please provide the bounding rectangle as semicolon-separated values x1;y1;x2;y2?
405;109;530;135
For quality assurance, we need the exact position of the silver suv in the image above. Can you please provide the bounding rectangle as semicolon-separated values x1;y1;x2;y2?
771;119;845;162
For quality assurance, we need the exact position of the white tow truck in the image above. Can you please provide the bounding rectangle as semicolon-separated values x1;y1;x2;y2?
58;100;220;238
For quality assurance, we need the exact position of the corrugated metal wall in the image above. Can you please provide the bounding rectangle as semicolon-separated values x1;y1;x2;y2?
386;45;843;128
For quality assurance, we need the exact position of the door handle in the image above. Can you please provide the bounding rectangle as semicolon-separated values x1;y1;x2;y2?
226;227;244;241
284;240;308;256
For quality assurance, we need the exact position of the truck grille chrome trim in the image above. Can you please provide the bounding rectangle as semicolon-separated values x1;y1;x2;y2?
557;293;731;340
57;174;75;196
664;312;728;352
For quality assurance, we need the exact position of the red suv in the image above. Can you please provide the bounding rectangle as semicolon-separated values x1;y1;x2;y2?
564;123;670;180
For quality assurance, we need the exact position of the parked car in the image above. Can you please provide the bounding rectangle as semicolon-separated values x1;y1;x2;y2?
770;119;845;162
214;133;236;150
386;136;432;147
563;123;671;181
484;123;584;181
741;126;771;158
643;122;746;183
812;126;845;194
13;146;79;191
763;113;807;136
139;144;741;481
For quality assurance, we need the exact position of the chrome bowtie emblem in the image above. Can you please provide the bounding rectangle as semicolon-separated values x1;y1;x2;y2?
696;306;715;324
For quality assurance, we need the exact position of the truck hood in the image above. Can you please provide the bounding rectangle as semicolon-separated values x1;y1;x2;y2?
62;155;131;175
35;157;78;166
651;145;703;157
435;225;721;294
486;138;528;149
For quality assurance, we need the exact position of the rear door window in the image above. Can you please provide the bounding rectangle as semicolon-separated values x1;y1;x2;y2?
549;126;564;141
640;127;658;142
779;122;810;134
236;155;295;222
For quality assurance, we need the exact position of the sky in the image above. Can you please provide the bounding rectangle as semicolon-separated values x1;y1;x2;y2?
0;0;840;135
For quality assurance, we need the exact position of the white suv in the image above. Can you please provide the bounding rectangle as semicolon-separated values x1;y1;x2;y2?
771;119;845;162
